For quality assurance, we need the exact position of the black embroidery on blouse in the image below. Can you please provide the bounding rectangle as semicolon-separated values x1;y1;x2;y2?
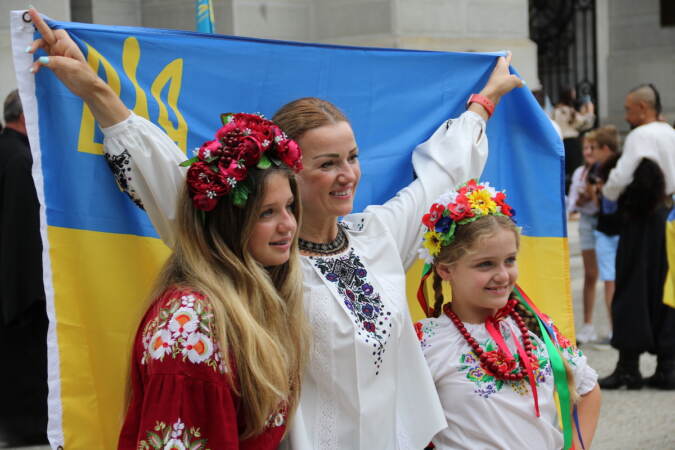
312;249;392;374
104;149;145;210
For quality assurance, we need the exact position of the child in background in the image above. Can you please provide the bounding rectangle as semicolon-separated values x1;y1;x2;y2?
415;180;601;450
568;134;600;344
587;126;621;345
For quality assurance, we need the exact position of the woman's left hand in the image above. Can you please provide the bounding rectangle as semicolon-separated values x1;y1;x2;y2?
468;52;524;120
480;52;524;104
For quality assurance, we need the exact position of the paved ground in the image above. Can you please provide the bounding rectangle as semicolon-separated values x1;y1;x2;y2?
568;218;675;449
7;220;675;450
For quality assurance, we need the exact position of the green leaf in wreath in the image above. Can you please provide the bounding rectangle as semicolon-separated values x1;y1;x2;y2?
179;156;199;167
257;154;272;169
232;183;251;207
220;113;234;125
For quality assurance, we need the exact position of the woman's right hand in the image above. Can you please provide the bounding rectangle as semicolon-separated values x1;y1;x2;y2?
27;8;130;127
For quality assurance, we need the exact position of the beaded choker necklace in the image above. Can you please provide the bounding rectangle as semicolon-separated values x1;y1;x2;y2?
443;298;537;382
298;224;348;254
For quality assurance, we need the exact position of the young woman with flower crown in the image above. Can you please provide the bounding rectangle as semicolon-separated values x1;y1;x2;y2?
27;8;524;449
116;113;310;449
415;180;601;450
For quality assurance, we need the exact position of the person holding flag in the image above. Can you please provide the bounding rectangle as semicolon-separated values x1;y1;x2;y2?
27;7;523;449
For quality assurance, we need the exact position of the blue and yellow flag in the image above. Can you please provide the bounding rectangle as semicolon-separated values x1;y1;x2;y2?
195;0;215;33
663;207;675;308
11;12;570;449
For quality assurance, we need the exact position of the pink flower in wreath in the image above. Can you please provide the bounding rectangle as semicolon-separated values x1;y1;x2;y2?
494;191;514;217
219;159;248;183
422;203;445;229
198;139;224;160
276;139;303;172
447;195;474;222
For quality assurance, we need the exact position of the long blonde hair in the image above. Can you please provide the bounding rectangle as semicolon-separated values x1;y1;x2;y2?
147;167;310;438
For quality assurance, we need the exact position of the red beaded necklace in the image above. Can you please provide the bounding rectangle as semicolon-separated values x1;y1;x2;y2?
443;298;536;381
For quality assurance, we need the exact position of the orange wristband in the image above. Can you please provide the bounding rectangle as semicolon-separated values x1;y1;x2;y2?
466;93;495;117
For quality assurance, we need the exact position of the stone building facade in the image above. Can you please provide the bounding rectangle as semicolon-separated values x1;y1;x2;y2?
1;0;673;128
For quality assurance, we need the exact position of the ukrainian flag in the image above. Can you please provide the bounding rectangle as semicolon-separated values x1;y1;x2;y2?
663;206;675;308
11;12;569;448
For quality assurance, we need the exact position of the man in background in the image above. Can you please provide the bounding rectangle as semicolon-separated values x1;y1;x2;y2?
0;89;48;446
599;84;675;391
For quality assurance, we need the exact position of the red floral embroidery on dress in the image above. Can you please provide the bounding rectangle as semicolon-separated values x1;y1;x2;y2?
141;291;226;374
138;418;209;449
552;323;572;349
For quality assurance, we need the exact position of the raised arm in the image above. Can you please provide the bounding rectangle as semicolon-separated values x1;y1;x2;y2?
27;8;184;246
365;53;524;269
27;8;129;127
466;52;524;121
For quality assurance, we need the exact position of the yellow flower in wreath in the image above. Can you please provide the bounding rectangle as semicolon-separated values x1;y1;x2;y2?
423;230;443;256
467;189;497;216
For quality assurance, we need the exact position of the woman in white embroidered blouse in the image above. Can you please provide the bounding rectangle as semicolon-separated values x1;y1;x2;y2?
27;8;524;448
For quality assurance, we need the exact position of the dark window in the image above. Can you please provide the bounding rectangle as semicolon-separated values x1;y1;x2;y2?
662;0;675;27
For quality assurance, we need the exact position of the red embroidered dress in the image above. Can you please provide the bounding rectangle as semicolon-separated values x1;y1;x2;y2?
119;287;286;449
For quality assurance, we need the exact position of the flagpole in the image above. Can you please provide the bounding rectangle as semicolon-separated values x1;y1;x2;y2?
196;0;215;33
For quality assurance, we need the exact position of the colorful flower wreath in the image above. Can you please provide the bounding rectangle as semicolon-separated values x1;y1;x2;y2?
418;179;515;264
180;113;303;211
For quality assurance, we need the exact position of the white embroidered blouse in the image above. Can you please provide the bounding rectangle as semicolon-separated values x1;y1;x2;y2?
416;315;598;450
102;110;488;449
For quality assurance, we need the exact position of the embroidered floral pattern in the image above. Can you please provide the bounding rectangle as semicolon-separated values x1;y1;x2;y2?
458;333;551;398
141;291;226;374
340;217;366;232
552;323;573;349
312;249;392;374
138;418;209;450
264;405;287;429
104;149;144;209
416;320;440;349
560;344;585;368
550;321;585;367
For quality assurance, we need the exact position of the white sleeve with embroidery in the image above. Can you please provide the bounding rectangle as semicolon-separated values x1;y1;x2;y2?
102;113;187;248
563;346;598;396
363;111;488;270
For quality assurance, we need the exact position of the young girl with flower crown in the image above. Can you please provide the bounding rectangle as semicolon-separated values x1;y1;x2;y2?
117;113;310;449
415;180;601;450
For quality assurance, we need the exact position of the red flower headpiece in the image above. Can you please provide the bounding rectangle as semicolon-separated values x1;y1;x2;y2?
419;179;515;264
416;179;516;318
180;113;303;211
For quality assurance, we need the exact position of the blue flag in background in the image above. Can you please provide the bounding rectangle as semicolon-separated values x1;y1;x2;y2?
12;15;571;448
196;0;215;33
